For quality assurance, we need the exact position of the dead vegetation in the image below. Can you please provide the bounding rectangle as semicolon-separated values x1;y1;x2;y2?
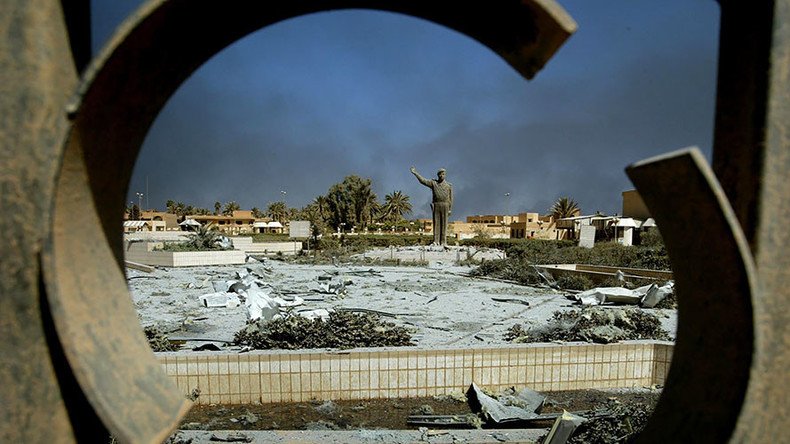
144;325;179;352
504;308;670;344
233;311;414;350
564;398;654;443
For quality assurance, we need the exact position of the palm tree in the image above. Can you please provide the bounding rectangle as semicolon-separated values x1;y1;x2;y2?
550;197;581;220
351;178;378;230
165;199;177;214
251;207;264;219
267;201;288;223
222;201;240;216
214;201;222;215
313;195;328;221
185;224;222;250
380;191;412;222
174;201;187;220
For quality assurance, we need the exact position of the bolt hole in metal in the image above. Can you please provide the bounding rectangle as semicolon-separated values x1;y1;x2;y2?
44;1;735;442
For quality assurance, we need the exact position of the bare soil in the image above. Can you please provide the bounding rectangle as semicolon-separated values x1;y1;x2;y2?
178;389;661;431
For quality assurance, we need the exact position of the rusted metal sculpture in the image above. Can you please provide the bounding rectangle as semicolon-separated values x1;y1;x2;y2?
1;1;576;442
1;0;788;442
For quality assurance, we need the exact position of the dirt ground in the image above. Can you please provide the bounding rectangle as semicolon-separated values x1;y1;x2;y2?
127;246;677;351
178;388;661;432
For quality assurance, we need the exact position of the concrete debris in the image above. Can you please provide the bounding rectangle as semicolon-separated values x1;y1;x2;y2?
217;236;234;250
125;260;155;273
573;281;674;308
200;269;305;322
209;432;252;442
544;411;587;444
201;292;240;308
316;274;351;295
296;308;332;321
243;283;304;322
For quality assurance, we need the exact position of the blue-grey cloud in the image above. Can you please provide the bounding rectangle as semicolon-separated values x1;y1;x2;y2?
93;1;720;219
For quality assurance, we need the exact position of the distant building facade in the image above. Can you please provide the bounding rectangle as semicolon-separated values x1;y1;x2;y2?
186;210;256;235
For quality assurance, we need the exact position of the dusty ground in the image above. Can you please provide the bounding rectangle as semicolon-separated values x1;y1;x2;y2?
127;246;677;351
128;247;673;443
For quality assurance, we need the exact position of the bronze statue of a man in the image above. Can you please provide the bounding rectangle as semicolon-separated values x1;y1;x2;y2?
411;166;453;246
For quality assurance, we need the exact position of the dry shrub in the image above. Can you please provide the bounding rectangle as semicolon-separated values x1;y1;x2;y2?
505;308;670;344
233;311;414;350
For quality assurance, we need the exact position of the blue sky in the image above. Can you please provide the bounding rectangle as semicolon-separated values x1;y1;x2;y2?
93;1;721;219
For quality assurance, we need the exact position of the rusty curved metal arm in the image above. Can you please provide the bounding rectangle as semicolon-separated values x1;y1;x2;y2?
628;148;756;443
41;1;575;442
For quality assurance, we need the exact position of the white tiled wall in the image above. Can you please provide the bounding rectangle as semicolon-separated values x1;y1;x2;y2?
159;342;673;405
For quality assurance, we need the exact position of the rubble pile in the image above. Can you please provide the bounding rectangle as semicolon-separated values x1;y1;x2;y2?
504;308;670;344
564;398;653;444
233;311;414;350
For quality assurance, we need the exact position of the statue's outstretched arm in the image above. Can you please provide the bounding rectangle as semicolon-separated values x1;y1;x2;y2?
410;167;431;187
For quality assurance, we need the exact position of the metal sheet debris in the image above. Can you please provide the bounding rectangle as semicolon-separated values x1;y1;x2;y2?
466;383;543;424
573;281;674;308
544;411;587;444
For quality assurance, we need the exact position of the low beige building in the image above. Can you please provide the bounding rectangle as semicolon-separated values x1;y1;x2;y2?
140;210;179;230
187;210;256;235
509;213;561;240
123;220;166;233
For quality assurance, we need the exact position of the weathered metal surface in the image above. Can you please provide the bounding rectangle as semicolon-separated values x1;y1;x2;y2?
728;1;790;441
627;148;756;442
0;1;575;442
4;0;790;442
0;1;82;442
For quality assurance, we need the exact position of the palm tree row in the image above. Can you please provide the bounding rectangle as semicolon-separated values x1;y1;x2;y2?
158;176;414;233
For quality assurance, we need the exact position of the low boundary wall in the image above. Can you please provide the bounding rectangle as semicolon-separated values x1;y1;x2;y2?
124;241;247;266
158;342;673;405
538;264;673;284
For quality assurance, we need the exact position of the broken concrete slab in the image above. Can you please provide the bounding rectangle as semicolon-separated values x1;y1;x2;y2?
201;292;240;308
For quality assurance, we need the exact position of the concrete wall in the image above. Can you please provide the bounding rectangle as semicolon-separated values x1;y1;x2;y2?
158;342;672;405
231;237;302;255
124;241;247;266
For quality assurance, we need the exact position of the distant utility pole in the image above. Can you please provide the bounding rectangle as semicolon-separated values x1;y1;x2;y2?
146;175;149;209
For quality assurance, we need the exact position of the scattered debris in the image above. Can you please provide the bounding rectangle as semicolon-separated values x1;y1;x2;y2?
201;292;241;308
125;260;155;273
572;282;674;308
544;411;587;444
467;383;544;424
505;308;670;344
233;311;414;350
313;400;337;415
192;343;222;351
563;398;654;444
491;297;530;306
209;432;252;443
